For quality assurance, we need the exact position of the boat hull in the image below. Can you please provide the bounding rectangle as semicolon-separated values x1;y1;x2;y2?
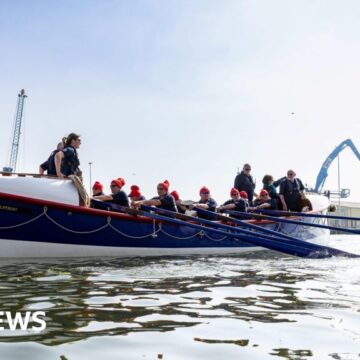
0;191;329;258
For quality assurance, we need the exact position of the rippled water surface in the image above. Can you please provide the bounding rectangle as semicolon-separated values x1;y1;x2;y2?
0;235;359;360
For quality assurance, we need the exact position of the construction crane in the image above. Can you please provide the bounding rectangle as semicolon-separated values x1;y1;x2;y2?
3;89;27;173
312;139;360;198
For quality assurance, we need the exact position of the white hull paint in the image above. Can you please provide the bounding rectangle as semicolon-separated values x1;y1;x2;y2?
0;176;79;205
0;239;262;258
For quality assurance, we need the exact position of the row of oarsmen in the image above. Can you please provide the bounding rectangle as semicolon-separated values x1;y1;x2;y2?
90;178;279;219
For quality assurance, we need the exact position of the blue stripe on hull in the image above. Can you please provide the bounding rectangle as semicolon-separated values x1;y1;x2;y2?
0;196;328;257
0;197;255;250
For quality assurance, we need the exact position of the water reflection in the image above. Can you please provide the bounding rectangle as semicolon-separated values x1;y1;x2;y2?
0;237;359;359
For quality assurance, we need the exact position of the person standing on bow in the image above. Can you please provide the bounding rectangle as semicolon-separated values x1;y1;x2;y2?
39;141;64;176
132;180;177;212
93;178;129;207
55;133;81;178
279;170;305;211
234;163;257;204
189;186;217;220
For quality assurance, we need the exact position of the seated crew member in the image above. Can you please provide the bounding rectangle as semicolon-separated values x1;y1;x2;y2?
92;181;104;196
218;188;247;216
132;180;177;212
189;186;217;220
128;185;146;202
93;178;129;208
239;191;250;208
279;170;305;211
55;133;82;178
234;163;258;204
170;190;187;214
90;181;105;209
39;141;64;176
248;189;278;212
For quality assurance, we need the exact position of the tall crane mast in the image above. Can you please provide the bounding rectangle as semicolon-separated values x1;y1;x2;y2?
3;89;27;173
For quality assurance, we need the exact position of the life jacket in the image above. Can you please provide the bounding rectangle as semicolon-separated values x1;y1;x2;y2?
283;178;301;195
61;146;80;176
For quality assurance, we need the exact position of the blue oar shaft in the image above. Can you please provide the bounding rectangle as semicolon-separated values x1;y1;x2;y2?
193;207;299;242
142;205;299;244
255;208;360;222
226;210;360;235
137;208;339;258
140;205;358;258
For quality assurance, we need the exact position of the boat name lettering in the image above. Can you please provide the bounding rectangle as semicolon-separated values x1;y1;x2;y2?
0;203;35;215
0;205;18;212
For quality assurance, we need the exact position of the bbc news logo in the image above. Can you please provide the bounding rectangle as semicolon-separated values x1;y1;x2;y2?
0;311;46;331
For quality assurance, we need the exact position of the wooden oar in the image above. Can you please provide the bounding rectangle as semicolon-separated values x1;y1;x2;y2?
138;205;359;258
225;209;360;235
253;208;360;222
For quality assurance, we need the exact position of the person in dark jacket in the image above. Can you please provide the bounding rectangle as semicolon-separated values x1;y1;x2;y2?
93;178;129;207
132;180;177;212
234;163;257;203
39;141;64;176
189;186;217;220
262;174;285;200
279;170;305;211
218;188;248;219
248;189;278;212
55;133;81;178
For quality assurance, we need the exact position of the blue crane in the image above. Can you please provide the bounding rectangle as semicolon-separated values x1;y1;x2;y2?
314;139;360;197
3;89;27;173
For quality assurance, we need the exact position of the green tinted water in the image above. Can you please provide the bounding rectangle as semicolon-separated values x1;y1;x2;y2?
0;235;359;360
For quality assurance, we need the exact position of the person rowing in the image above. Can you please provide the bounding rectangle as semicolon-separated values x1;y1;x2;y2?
239;191;250;207
132;180;177;212
128;185;145;201
170;190;187;214
189;186;217;220
247;189;278;212
92;181;104;196
93;178;129;207
218;188;248;219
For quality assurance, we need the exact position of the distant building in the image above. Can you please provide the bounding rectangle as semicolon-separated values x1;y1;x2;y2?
329;201;360;232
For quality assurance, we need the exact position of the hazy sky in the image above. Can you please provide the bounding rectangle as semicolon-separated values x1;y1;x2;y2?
0;0;359;203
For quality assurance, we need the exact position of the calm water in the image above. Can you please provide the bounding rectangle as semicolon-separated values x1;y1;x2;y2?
0;235;359;360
